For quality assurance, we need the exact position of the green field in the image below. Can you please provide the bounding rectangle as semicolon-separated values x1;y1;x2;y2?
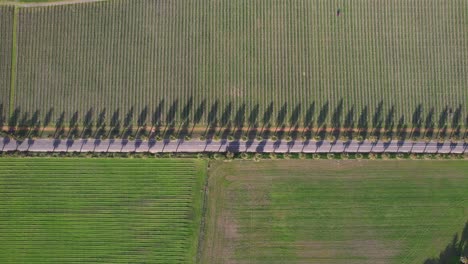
0;158;207;263
0;0;466;132
201;160;468;264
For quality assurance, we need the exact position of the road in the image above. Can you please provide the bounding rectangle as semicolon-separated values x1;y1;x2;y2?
1;137;466;154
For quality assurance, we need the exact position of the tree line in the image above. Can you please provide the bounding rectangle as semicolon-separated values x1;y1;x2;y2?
0;100;466;142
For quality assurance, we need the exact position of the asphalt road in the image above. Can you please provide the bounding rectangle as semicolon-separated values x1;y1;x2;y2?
1;137;466;154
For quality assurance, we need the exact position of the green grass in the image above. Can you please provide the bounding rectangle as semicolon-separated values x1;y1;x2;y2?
0;158;207;263
202;160;468;264
0;0;464;130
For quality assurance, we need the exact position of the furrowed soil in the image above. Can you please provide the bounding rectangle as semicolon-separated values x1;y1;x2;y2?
200;160;468;264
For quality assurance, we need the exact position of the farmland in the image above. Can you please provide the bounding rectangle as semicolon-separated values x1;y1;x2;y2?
0;158;207;263
0;6;13;125
0;0;465;135
1;1;66;3
201;160;468;264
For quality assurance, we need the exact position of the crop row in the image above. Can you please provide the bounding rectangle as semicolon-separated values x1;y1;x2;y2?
0;158;204;263
0;0;464;129
0;6;13;121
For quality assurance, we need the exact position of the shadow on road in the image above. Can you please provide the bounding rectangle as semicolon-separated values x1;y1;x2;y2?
256;139;267;153
53;139;61;150
227;141;240;153
26;138;34;151
273;139;281;152
66;139;74;151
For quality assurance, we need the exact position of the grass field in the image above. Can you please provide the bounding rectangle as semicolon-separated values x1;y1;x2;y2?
0;158;207;263
0;0;466;131
201;160;468;264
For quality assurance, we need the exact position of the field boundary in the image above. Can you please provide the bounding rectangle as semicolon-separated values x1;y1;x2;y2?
3;124;466;135
8;6;18;117
196;163;211;264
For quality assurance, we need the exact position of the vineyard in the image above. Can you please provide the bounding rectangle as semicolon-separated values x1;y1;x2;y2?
0;0;467;135
202;160;468;263
0;158;207;263
0;6;13;125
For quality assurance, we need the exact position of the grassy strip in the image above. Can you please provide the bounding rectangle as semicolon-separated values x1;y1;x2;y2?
0;151;467;161
191;160;208;264
9;6;18;117
195;159;211;264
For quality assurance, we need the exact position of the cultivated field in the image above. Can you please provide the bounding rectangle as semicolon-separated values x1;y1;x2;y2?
201;160;468;264
0;1;67;3
0;0;466;131
0;6;13;124
0;158;207;263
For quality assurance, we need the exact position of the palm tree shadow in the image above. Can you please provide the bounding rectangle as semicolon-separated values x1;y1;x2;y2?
424;221;468;264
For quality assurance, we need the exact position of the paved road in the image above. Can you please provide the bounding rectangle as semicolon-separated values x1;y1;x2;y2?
1;137;466;154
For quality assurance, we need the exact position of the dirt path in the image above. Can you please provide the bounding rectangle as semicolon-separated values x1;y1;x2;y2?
0;0;107;7
3;124;463;137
